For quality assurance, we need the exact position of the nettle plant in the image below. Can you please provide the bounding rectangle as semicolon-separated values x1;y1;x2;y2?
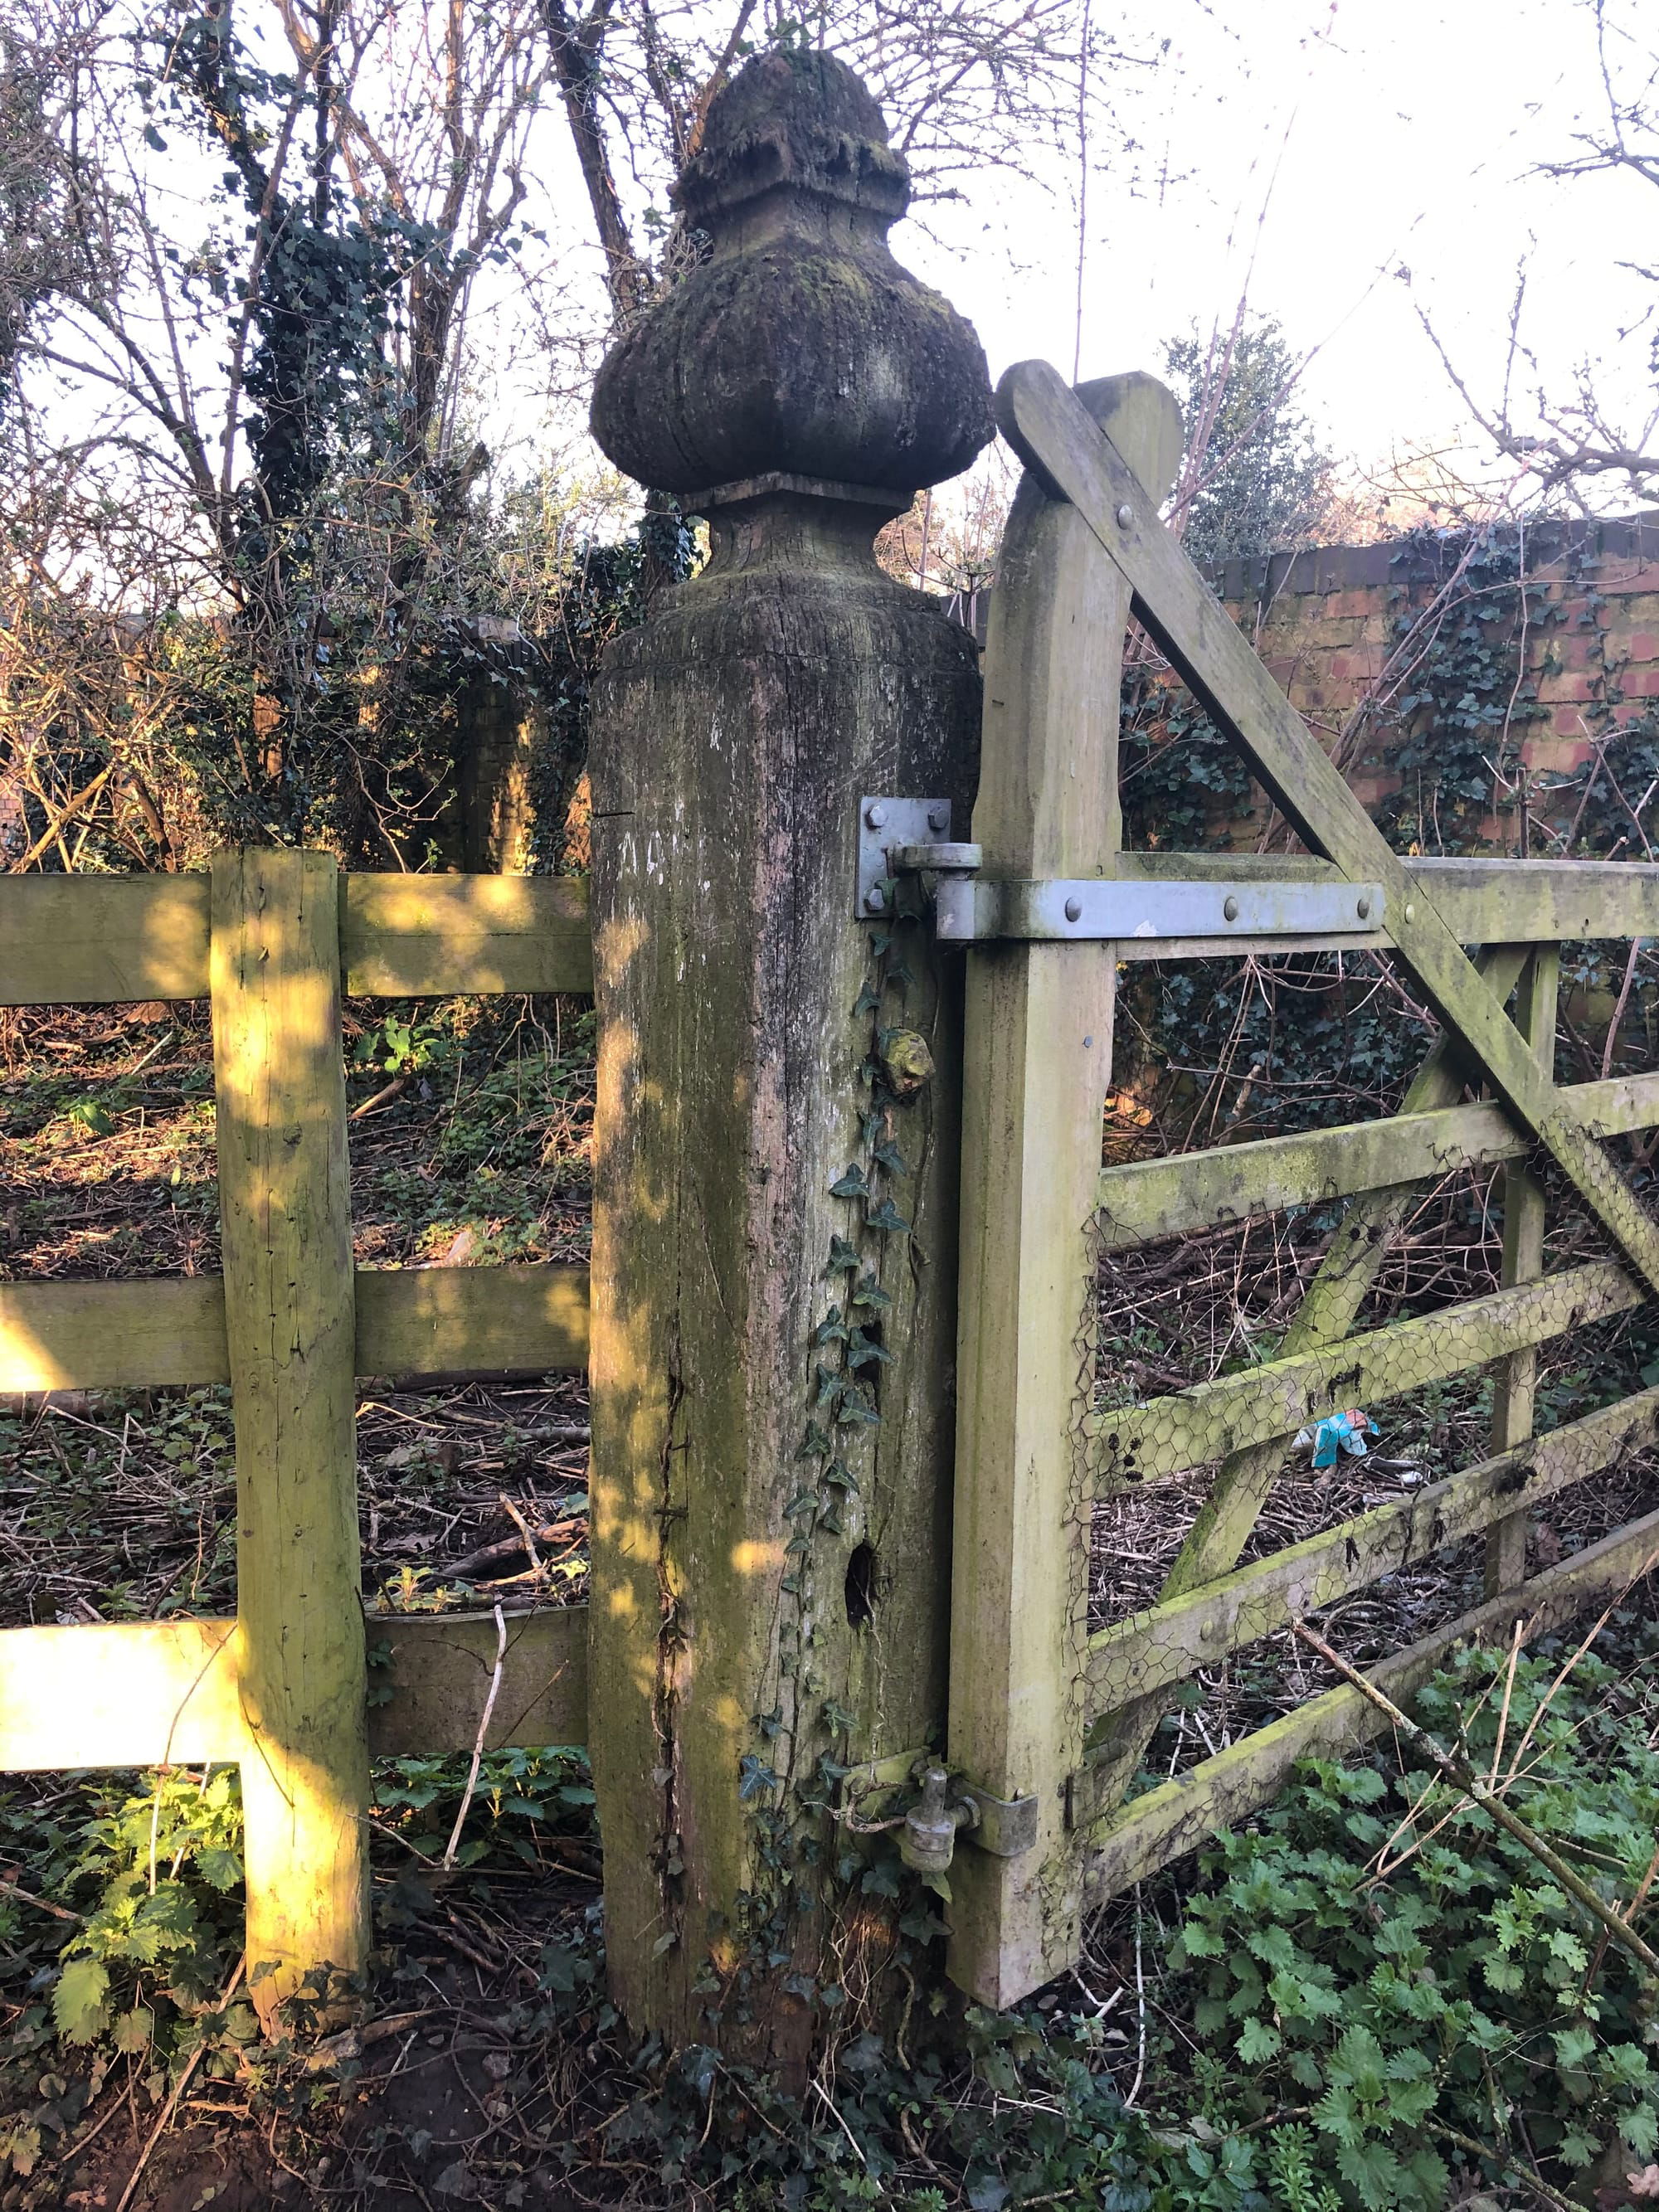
1171;1636;1659;2210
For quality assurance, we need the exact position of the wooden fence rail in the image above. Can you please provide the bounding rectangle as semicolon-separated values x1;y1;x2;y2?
0;853;592;2021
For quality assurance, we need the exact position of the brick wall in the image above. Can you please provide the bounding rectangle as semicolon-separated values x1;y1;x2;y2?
1202;515;1659;852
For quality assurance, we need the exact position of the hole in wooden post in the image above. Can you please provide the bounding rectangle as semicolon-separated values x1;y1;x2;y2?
844;1541;878;1629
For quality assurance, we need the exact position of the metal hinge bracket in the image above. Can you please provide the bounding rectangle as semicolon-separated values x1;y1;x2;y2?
855;796;971;917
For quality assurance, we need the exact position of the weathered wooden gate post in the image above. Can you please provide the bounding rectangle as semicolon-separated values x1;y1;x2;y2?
585;51;993;2053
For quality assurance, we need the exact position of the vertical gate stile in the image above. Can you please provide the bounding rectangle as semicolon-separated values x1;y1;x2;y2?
210;848;369;2021
1487;944;1560;1596
947;376;1182;2007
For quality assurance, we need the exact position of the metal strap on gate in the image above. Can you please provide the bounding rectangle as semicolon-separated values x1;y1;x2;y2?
857;794;1385;945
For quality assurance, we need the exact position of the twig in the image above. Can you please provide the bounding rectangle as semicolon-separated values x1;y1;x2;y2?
1126;1886;1148;2108
1428;2122;1582;2212
810;2077;868;2166
349;1071;412;1121
442;1604;508;1869
1292;1620;1659;1980
0;1870;82;1923
497;1493;542;1577
114;1953;246;2212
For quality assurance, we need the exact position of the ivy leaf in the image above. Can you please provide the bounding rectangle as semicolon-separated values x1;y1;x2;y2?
830;1164;869;1199
847;1333;894;1370
872;1140;908;1178
851;1272;892;1311
815;1364;845;1410
835;1383;880;1428
738;1754;780;1801
865;1198;910;1235
795;1421;831;1460
812;1306;848;1348
825;1237;859;1273
852;982;881;1018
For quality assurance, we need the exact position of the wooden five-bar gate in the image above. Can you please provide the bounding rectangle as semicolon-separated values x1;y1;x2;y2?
7;360;1659;2027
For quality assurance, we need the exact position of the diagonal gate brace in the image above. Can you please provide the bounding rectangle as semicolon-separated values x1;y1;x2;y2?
995;359;1659;1301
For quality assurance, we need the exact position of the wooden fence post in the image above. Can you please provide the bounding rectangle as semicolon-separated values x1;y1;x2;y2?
584;52;992;2053
946;376;1182;2007
1486;943;1559;1596
210;848;367;2021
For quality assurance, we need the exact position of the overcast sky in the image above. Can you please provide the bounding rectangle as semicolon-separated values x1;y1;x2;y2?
871;0;1654;505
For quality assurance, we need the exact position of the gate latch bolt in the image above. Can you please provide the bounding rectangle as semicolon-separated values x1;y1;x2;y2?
899;1763;978;1876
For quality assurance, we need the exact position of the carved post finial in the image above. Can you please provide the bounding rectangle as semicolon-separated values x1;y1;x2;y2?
591;49;994;515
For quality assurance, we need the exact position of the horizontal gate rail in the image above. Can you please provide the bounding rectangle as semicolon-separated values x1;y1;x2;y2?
0;1264;590;1391
0;1606;588;1772
1086;1384;1659;1716
0;871;594;1005
1092;1259;1638;1490
1097;1069;1659;1252
1112;853;1659;951
1078;1504;1659;1894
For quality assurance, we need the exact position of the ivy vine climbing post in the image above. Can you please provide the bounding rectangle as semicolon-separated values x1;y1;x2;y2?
584;51;994;2055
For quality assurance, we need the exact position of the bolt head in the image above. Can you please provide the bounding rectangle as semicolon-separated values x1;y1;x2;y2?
927;803;949;832
1116;502;1133;527
1356;895;1371;921
1223;895;1240;922
1404;901;1415;922
864;801;888;830
1063;895;1082;923
864;884;886;913
1082;1034;1094;1049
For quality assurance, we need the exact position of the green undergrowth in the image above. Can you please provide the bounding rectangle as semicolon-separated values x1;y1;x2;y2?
0;1744;593;2183
8;1626;1659;2205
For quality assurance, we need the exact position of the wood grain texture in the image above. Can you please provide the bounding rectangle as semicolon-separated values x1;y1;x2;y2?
0;1278;229;1390
341;873;592;997
1487;946;1559;1597
369;1606;588;1754
1080;1504;1659;1895
356;1264;589;1378
212;848;369;2015
0;1265;589;1392
0;876;210;1004
0;1606;591;1772
947;374;1183;2009
586;492;979;2046
998;359;1659;1299
1092;1259;1638;1490
0;872;594;1006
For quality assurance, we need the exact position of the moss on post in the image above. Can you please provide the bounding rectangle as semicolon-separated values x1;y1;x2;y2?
210;848;368;2023
585;51;992;2057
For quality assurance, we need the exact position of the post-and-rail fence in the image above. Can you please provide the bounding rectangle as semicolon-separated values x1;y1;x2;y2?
8;362;1659;2026
0;859;593;2016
